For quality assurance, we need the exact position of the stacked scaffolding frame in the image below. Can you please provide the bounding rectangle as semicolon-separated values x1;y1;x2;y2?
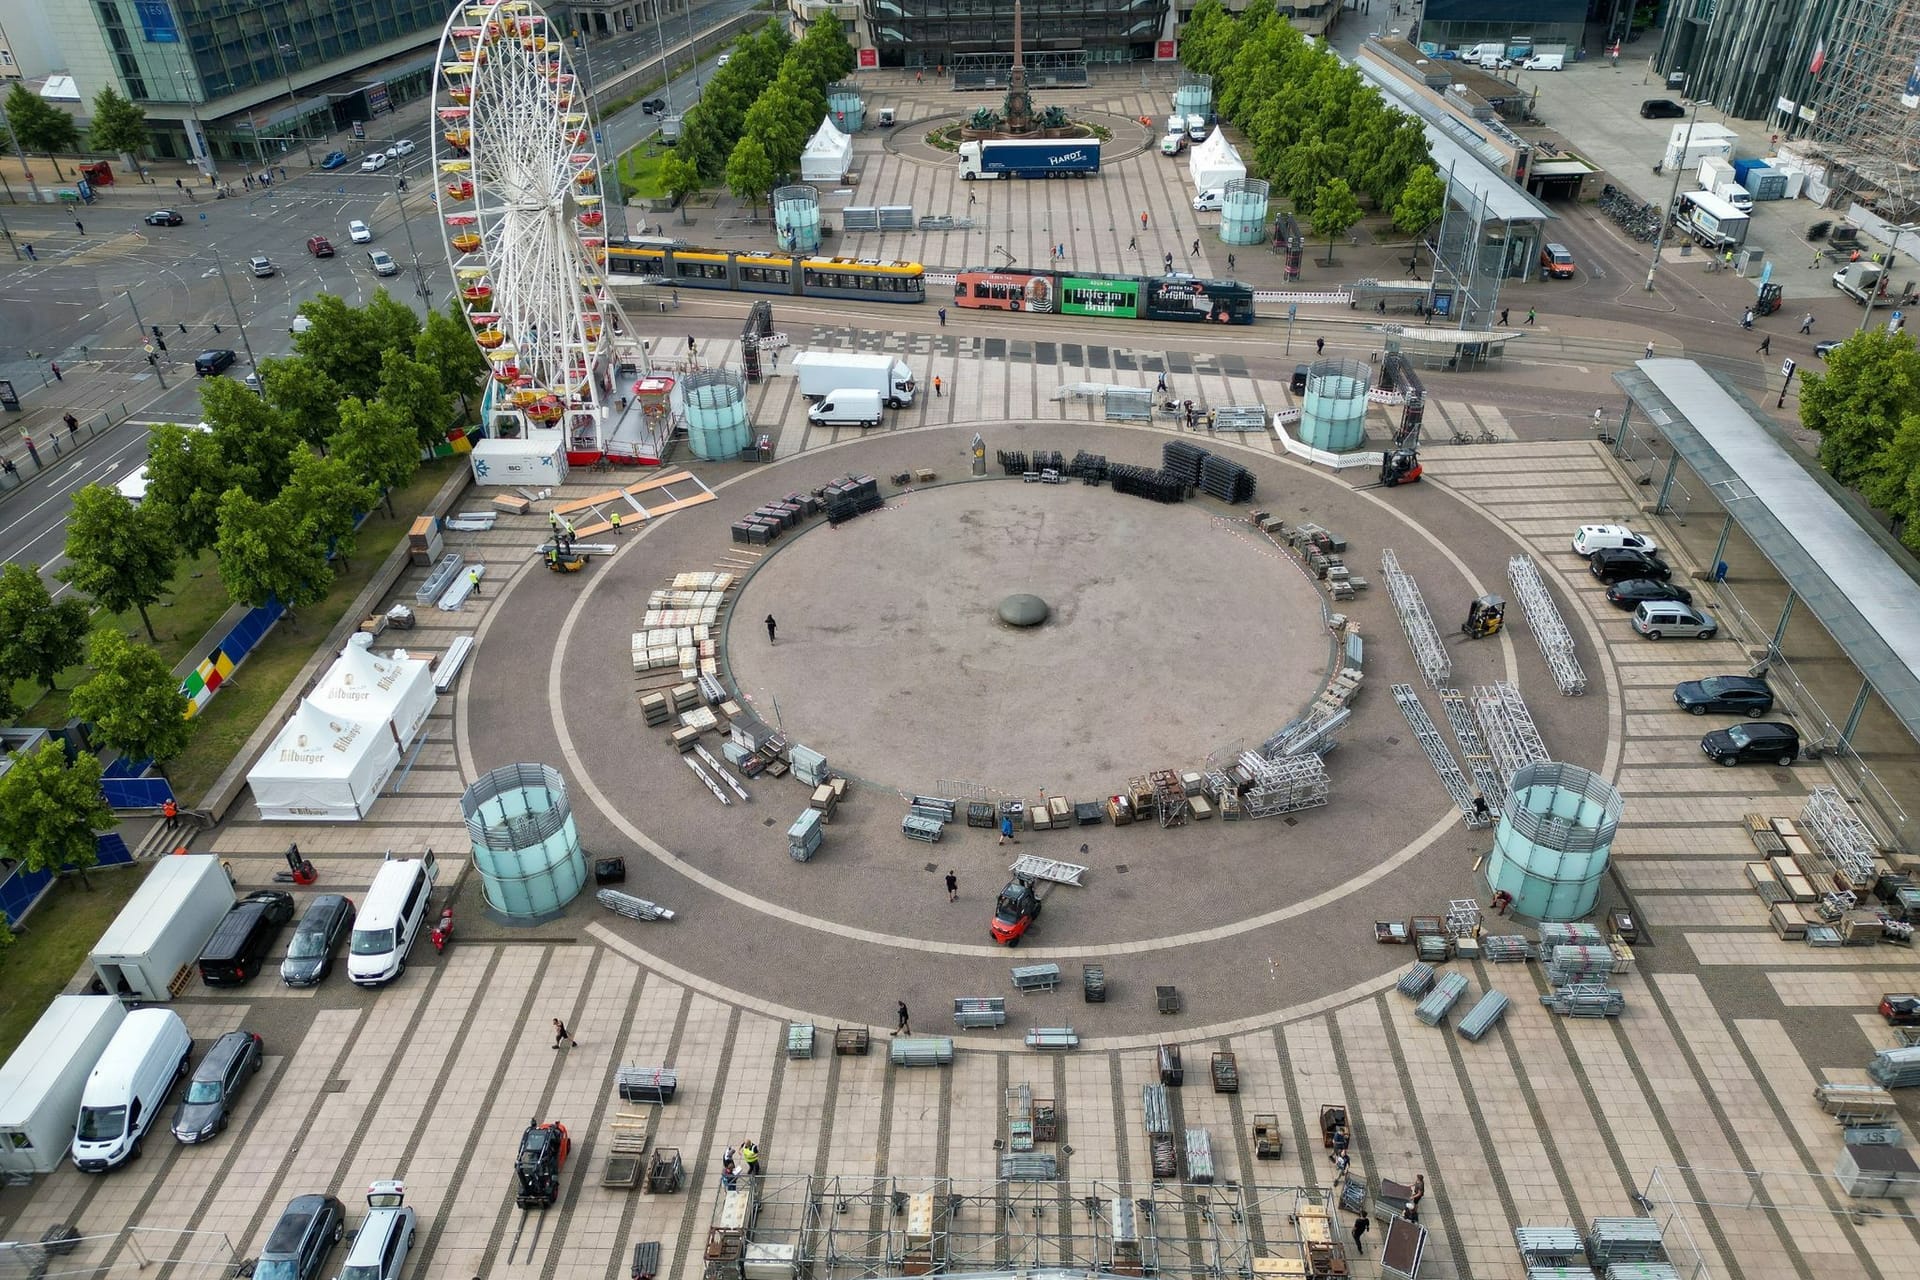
1802;785;1879;887
1472;681;1549;794
1506;554;1588;696
1233;752;1330;817
1380;549;1451;687
1394;683;1491;828
1438;687;1503;812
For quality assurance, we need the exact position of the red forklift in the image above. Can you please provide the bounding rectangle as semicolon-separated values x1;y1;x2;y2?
991;877;1045;945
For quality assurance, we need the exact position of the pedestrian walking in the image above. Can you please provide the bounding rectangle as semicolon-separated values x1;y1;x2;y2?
1315;337;1325;355
64;412;79;437
999;813;1019;845
1350;1216;1370;1255
1644;341;1655;359
610;509;622;535
1127;234;1137;251
1799;312;1815;334
1333;1149;1351;1186
1742;307;1755;329
73;219;84;235
740;1139;760;1176
1057;243;1065;260
1757;334;1771;354
945;870;958;902
22;243;34;261
1526;307;1537;325
1227;253;1236;270
932;375;942;397
162;798;180;831
467;567;483;595
1189;238;1199;256
278;166;287;181
1499;307;1509;326
968;190;976;207
552;1018;577;1049
765;614;777;643
894;1001;911;1036
1156;371;1168;393
50;362;61;381
938;307;947;326
1592;407;1604;431
1811;249;1823;269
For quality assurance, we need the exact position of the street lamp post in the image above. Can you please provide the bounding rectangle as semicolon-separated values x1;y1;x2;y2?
125;291;169;390
176;67;217;181
210;255;259;373
684;2;701;88
391;154;434;305
0;102;45;203
1859;223;1920;333
652;1;676;106
274;37;317;166
1644;101;1699;293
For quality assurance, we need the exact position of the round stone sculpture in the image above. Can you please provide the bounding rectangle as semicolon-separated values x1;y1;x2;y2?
998;593;1050;627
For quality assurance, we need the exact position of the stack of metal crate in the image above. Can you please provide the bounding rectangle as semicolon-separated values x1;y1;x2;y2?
1868;1045;1920;1088
1585;1218;1667;1266
1415;972;1470;1025
1396;962;1437;997
1541;984;1626;1018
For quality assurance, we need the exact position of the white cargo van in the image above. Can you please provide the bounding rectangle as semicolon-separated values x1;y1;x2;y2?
1192;189;1224;212
1713;182;1753;213
1185;114;1208;142
0;996;127;1175
807;389;884;428
349;851;439;987
1523;52;1564;71
70;1008;192;1172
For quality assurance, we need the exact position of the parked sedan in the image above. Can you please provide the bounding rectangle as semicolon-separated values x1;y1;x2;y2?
171;1029;263;1143
1701;721;1800;767
144;209;185;226
1673;675;1774;716
1606;579;1692;610
282;894;356;986
1640;99;1687;119
320;150;350;171
1588;548;1671;583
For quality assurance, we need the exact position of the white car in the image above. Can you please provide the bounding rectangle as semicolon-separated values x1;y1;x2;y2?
348;220;373;243
1571;523;1660;558
717;52;731;67
385;138;416;158
361;153;388;172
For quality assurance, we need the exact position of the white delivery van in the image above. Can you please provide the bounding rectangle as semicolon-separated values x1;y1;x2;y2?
1185;114;1209;142
349;850;439;987
90;855;236;1003
0;996;127;1175
789;352;916;407
1714;182;1754;212
807;389;884;428
70;1008;192;1172
1523;52;1564;71
1192;189;1224;212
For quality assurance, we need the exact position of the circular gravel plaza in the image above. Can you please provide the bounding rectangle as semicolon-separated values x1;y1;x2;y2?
471;424;1615;1033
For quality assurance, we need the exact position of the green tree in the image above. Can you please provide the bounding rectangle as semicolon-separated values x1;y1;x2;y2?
281;452;376;568
4;84;80;179
725;136;776;218
259;355;344;450
1309;177;1363;266
0;741;114;876
331;397;420;516
87;86;151;166
1392;165;1448;238
745;78;813;176
68;631;191;773
0;562;92;694
292;293;414;400
794;13;856;82
660;151;703;225
365;289;424;355
59;485;178;642
378;350;453;449
142;422;231;558
200;376;301;502
214;487;333;614
1859;409;1920;551
414;305;489;420
1799;329;1920;488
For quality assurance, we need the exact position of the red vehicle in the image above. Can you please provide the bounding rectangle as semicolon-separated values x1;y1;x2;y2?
1881;993;1920;1026
306;235;334;258
991;878;1043;946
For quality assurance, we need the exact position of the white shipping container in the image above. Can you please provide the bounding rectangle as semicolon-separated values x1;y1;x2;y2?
89;855;235;1003
0;996;127;1175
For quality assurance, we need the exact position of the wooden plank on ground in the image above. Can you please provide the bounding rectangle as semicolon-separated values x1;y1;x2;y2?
623;470;696;497
552;488;629;516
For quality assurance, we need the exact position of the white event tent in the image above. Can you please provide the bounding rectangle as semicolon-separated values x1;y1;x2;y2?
307;644;436;753
800;117;853;183
246;646;437;821
1188;130;1246;192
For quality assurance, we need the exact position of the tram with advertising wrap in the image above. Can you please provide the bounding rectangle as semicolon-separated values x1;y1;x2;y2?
605;238;926;303
952;269;1256;324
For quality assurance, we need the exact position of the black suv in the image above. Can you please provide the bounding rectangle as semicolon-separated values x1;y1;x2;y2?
1606;579;1691;609
257;1194;346;1280
282;894;356;987
1589;548;1670;583
172;1029;263;1143
1673;675;1773;716
1701;721;1800;766
194;349;237;377
641;98;667;114
1640;99;1687;119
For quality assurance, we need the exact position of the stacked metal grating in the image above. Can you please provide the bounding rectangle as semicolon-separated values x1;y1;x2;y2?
1602;1266;1682;1280
1185;1129;1215;1183
1539;922;1607;948
1514;1226;1585;1267
823;474;883;525
1457;990;1511;1041
1802;785;1879;887
999;1154;1058;1180
1867;1045;1920;1088
1066;450;1109;482
1506;554;1588;695
1032;450;1066;473
1546;945;1620;985
1584;1218;1667;1265
1541;984;1626;1018
888;1036;956;1067
1527;1270;1599;1280
998;450;1030;476
1396;962;1437;998
1233;751;1330;816
1162;440;1210;486
596;889;675;921
1416;934;1450;963
1142;1084;1172;1137
1199;453;1256;503
1109;464;1185;503
1483;935;1536;963
1415;971;1470;1025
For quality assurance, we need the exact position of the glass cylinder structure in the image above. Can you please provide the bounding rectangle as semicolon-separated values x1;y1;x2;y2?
461;763;589;921
1174;74;1213;121
1221;177;1270;246
826;89;865;132
1297;358;1372;451
683;368;752;460
772;185;822;254
1484;762;1623;921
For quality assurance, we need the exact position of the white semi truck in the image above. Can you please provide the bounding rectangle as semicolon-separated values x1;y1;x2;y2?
789;352;916;408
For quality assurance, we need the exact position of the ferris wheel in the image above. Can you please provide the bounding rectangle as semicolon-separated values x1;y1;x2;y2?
430;0;631;455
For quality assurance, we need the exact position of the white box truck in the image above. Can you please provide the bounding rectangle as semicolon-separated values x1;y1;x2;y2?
790;352;916;408
89;855;234;1002
0;995;127;1175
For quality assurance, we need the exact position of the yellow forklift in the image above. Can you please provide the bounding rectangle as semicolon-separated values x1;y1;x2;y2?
1462;595;1505;639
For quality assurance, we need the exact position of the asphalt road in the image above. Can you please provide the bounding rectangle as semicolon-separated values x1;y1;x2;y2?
0;422;156;595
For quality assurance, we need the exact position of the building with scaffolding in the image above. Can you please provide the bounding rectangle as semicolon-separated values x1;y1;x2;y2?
858;0;1170;71
1800;0;1920;218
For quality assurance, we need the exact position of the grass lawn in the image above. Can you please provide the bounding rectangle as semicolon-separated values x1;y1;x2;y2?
618;144;675;201
0;865;146;1059
163;458;459;802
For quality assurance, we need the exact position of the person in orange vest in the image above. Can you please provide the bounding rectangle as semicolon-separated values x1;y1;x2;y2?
162;798;180;831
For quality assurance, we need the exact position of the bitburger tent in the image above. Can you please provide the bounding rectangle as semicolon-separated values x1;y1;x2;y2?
246;700;399;822
307;644;436;753
1188;130;1246;193
800;116;853;184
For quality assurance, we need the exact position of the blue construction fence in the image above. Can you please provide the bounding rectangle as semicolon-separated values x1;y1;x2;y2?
0;833;135;926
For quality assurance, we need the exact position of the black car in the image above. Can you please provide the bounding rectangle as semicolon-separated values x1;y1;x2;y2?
1606;579;1692;609
1701;721;1800;766
244;889;297;926
282;894;356;986
171;1029;263;1143
257;1194;346;1280
1589;548;1671;582
1673;675;1774;716
1640;99;1687;119
641;98;667;114
144;209;185;226
194;349;238;376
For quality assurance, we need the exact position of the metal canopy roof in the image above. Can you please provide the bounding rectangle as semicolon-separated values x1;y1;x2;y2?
1617;359;1920;735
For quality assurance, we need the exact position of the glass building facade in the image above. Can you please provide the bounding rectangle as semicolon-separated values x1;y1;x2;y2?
862;0;1173;67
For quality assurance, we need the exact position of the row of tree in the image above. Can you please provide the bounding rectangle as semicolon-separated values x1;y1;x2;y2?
660;17;856;215
1178;1;1446;240
3;82;153;176
1799;330;1920;550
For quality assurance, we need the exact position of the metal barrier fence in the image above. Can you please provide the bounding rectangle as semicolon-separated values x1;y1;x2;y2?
0;1227;236;1280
